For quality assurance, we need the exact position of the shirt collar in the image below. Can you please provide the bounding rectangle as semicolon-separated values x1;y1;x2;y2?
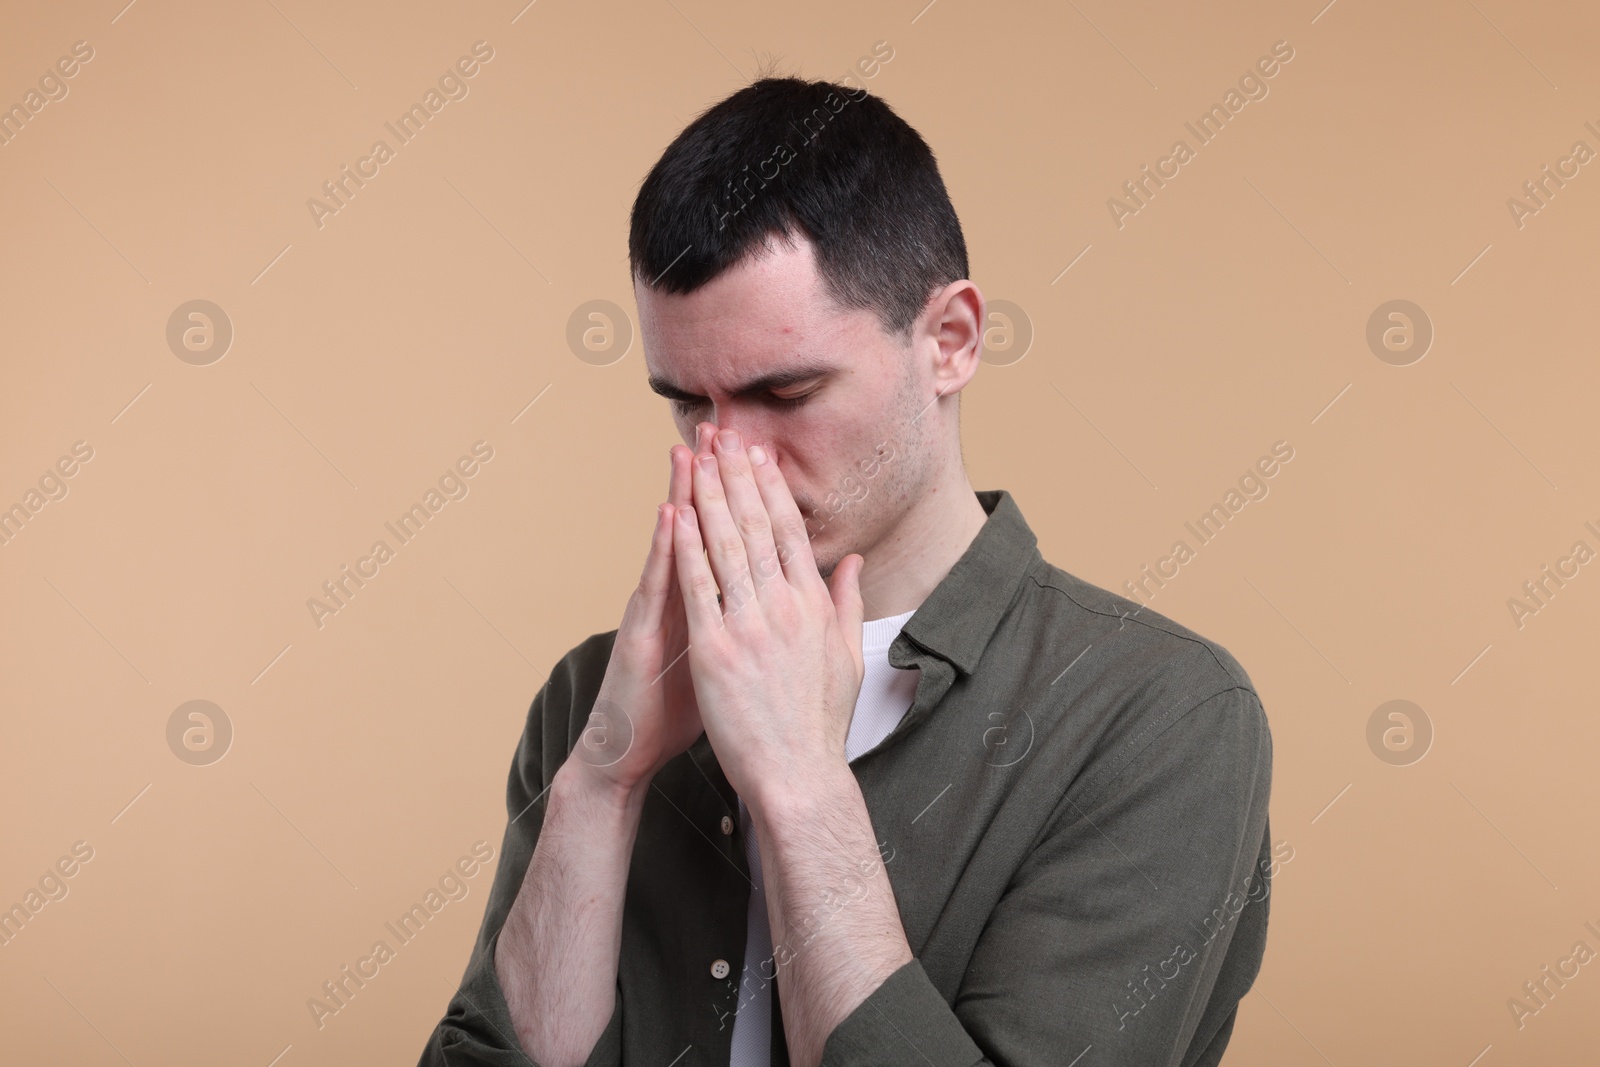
889;489;1041;677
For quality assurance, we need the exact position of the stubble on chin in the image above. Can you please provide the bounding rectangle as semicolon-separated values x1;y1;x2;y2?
806;527;836;579
797;515;841;579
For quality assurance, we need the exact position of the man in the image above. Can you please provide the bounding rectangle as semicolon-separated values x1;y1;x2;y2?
420;77;1274;1067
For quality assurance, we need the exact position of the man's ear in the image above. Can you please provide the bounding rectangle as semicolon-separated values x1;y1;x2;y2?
921;281;985;399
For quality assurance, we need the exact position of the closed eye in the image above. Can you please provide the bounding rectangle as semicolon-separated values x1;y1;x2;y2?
670;391;815;416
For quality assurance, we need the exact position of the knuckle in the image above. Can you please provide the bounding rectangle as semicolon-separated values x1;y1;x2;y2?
738;511;771;537
777;515;808;545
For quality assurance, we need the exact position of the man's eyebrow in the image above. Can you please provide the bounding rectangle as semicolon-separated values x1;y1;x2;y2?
647;359;836;402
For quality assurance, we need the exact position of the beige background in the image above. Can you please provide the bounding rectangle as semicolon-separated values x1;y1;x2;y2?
2;0;1598;1063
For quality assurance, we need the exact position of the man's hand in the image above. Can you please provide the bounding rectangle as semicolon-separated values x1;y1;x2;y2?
669;421;868;813
575;431;707;794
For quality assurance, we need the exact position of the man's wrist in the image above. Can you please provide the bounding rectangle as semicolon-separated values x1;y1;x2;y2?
747;758;858;831
555;753;653;820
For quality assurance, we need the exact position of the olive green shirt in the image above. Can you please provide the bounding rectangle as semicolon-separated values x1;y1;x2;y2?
419;488;1275;1066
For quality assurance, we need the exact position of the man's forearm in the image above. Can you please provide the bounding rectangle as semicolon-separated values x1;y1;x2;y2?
750;764;915;1067
494;757;647;1067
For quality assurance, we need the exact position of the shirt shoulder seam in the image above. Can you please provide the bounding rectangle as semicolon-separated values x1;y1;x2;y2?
1023;565;1251;689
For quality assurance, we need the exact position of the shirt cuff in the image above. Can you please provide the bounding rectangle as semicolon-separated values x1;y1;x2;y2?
820;957;986;1067
428;928;624;1067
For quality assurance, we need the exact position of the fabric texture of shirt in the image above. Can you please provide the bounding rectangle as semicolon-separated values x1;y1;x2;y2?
419;488;1275;1067
728;607;920;1067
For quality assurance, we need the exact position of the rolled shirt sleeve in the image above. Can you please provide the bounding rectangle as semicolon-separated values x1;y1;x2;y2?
417;640;626;1067
820;686;1274;1067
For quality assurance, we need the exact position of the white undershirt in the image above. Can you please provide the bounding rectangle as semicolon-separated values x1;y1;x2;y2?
728;607;921;1066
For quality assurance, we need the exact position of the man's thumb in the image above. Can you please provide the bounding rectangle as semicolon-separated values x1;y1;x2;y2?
830;553;866;660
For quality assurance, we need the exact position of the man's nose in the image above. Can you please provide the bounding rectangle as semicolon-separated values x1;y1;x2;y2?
695;418;767;457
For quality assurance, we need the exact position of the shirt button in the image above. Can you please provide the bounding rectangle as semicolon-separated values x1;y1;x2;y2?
721;815;734;835
711;958;730;979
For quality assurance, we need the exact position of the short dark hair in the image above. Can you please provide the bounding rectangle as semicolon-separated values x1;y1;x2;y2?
628;76;969;340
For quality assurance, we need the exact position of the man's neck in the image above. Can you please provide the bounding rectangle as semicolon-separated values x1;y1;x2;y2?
855;473;991;622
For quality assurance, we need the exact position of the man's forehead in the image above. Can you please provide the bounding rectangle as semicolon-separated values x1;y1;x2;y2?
637;273;824;335
634;236;887;396
639;298;845;397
